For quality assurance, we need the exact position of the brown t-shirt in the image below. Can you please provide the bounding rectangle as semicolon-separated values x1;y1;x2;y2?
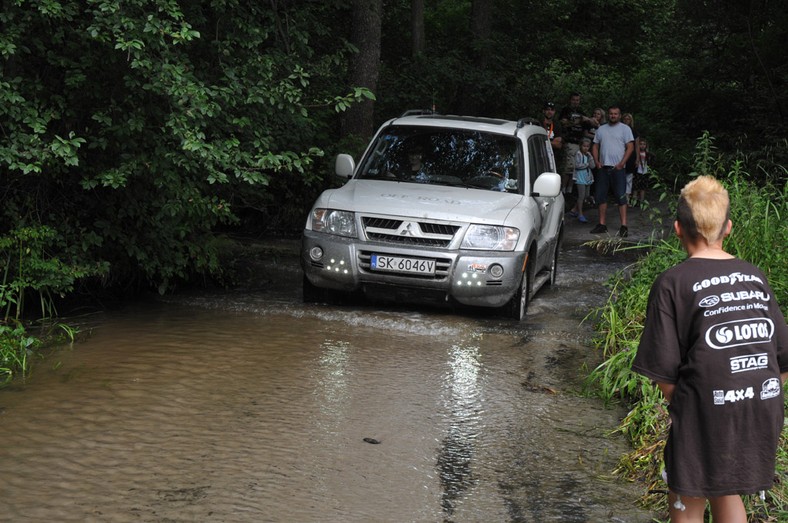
633;258;788;497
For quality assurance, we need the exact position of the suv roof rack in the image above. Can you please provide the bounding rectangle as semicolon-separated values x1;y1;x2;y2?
516;117;540;128
514;117;541;137
400;109;437;117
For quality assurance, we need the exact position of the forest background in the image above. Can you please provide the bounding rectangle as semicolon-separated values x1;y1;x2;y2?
1;0;785;307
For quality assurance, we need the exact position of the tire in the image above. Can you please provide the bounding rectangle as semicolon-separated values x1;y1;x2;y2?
503;256;533;321
303;274;327;303
546;226;563;287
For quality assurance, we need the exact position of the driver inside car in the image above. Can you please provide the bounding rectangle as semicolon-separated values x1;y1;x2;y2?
386;142;429;180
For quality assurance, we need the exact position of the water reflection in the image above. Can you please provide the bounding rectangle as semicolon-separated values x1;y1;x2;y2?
315;339;352;415
438;341;483;518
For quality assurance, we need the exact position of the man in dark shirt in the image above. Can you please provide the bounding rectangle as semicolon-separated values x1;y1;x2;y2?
540;101;563;174
558;93;593;196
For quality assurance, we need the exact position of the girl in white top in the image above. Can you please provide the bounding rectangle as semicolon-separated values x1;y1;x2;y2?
567;138;594;223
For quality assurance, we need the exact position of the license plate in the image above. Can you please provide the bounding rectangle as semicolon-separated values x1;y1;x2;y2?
371;255;435;275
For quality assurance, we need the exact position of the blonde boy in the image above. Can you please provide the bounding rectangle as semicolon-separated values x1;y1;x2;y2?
633;176;788;522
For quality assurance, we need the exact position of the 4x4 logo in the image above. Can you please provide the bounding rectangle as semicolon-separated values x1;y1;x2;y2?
713;387;755;405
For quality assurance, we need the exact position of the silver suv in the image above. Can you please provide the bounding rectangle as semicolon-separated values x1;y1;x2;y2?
301;112;564;319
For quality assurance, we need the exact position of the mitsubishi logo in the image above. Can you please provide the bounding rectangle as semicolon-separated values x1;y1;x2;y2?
398;222;420;236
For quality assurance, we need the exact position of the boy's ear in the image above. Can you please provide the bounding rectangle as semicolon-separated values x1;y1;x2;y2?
723;219;732;237
673;220;682;238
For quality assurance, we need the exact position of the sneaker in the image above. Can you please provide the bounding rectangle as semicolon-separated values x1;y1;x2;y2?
618;225;628;238
590;223;607;234
567;210;578;218
578;215;588;223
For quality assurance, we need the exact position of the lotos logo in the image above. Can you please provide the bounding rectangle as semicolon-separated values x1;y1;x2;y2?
699;295;720;308
705;318;774;350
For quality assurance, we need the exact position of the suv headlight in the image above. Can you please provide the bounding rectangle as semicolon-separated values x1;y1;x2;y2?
461;224;519;251
311;209;357;238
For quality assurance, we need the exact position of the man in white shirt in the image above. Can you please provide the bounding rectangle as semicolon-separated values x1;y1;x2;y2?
590;105;634;237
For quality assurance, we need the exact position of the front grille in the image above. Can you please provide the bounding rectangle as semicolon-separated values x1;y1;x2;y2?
365;234;448;247
361;217;461;247
364;217;403;230
419;222;459;235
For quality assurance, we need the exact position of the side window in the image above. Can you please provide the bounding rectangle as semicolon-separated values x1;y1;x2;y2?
543;136;557;173
527;138;540;188
527;135;553;188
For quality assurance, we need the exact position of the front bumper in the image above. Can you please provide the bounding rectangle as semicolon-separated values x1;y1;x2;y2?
301;230;527;308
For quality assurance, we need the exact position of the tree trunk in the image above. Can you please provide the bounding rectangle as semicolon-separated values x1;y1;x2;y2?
458;0;493;115
471;0;492;70
341;0;382;140
411;0;425;58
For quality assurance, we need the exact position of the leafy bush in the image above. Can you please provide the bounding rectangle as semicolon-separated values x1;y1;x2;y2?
0;323;39;385
0;226;108;321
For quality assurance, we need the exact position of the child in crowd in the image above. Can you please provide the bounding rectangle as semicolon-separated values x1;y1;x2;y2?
622;113;638;205
567;138;594;223
633;176;788;523
631;138;654;207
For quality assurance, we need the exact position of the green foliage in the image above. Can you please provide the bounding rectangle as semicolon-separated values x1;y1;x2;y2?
0;320;80;386
0;1;372;293
0;226;108;321
587;135;788;516
0;322;39;385
2;0;786;300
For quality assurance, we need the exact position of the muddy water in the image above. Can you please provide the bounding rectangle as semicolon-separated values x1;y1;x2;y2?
0;215;667;522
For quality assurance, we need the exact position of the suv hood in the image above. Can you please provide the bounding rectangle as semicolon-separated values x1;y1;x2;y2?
319;180;524;224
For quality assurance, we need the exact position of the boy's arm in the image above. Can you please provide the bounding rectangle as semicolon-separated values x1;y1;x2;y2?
657;382;675;404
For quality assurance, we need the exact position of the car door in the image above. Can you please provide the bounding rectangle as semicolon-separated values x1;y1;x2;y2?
527;134;560;266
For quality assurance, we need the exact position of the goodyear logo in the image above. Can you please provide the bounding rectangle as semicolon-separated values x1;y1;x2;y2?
705;318;774;350
692;272;764;292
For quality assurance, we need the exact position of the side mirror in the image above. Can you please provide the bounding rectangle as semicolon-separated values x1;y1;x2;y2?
531;172;561;197
335;154;355;178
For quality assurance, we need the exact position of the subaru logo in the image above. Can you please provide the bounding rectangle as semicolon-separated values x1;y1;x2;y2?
699;295;720;308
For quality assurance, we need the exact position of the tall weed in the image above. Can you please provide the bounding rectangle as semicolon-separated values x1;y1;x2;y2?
0;225;101;384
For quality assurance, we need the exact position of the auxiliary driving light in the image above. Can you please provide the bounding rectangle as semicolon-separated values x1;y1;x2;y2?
309;246;324;261
489;264;504;279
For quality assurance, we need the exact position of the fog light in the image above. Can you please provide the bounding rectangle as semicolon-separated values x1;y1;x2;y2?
309;246;324;261
489;264;504;278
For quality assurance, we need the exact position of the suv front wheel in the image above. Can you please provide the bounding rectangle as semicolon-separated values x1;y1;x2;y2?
503;257;533;320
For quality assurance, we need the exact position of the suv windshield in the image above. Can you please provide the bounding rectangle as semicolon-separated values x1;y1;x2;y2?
357;125;521;193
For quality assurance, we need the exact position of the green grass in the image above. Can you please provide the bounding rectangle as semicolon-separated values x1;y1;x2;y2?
0;323;39;384
586;138;788;522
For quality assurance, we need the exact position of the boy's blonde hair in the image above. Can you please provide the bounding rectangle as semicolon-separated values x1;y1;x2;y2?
677;176;730;243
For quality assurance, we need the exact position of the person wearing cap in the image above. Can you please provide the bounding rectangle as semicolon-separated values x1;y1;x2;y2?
540;101;563;169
